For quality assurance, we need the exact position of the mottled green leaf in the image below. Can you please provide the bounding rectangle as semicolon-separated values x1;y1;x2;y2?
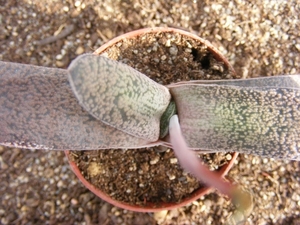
68;54;171;141
170;83;300;160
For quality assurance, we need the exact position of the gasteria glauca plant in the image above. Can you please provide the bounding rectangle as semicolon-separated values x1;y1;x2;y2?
0;54;299;224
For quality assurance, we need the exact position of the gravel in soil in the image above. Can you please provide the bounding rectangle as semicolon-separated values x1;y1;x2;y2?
101;31;234;83
0;0;299;224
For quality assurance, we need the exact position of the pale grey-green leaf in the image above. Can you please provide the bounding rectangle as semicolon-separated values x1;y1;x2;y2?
170;84;300;160
68;54;171;142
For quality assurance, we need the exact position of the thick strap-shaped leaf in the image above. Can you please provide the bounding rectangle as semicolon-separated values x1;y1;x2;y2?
0;61;155;150
68;54;171;141
170;83;300;160
167;74;300;89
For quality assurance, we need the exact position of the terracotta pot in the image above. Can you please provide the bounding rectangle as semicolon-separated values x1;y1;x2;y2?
65;27;238;212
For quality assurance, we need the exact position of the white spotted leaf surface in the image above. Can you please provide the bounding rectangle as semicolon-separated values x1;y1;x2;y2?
68;54;171;141
0;61;155;150
170;82;300;160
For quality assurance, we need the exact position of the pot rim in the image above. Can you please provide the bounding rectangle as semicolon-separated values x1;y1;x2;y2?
66;27;238;212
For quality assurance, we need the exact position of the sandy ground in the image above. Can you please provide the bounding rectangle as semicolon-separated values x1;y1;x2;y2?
0;0;299;224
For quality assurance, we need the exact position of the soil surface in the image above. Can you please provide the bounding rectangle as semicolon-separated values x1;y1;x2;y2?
0;0;300;225
70;149;229;206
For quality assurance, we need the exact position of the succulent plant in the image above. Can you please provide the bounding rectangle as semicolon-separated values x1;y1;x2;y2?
1;54;299;160
1;54;299;224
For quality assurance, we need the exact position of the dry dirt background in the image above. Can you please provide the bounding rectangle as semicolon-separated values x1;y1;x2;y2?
0;0;300;224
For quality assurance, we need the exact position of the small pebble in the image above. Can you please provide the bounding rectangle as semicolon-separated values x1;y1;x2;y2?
170;158;178;164
57;180;63;188
169;46;178;55
225;154;232;161
165;39;171;47
161;55;167;61
200;204;206;212
192;201;199;206
150;156;160;165
168;174;176;180
63;6;69;12
71;198;78;205
292;193;299;201
56;54;63;60
74;1;81;7
61;193;68;200
75;46;84;55
186;41;192;48
154;210;168;223
86;22;91;29
152;45;158;51
189;187;195;193
56;61;65;68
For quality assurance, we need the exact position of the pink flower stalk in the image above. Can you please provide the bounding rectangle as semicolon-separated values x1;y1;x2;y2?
169;115;234;198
